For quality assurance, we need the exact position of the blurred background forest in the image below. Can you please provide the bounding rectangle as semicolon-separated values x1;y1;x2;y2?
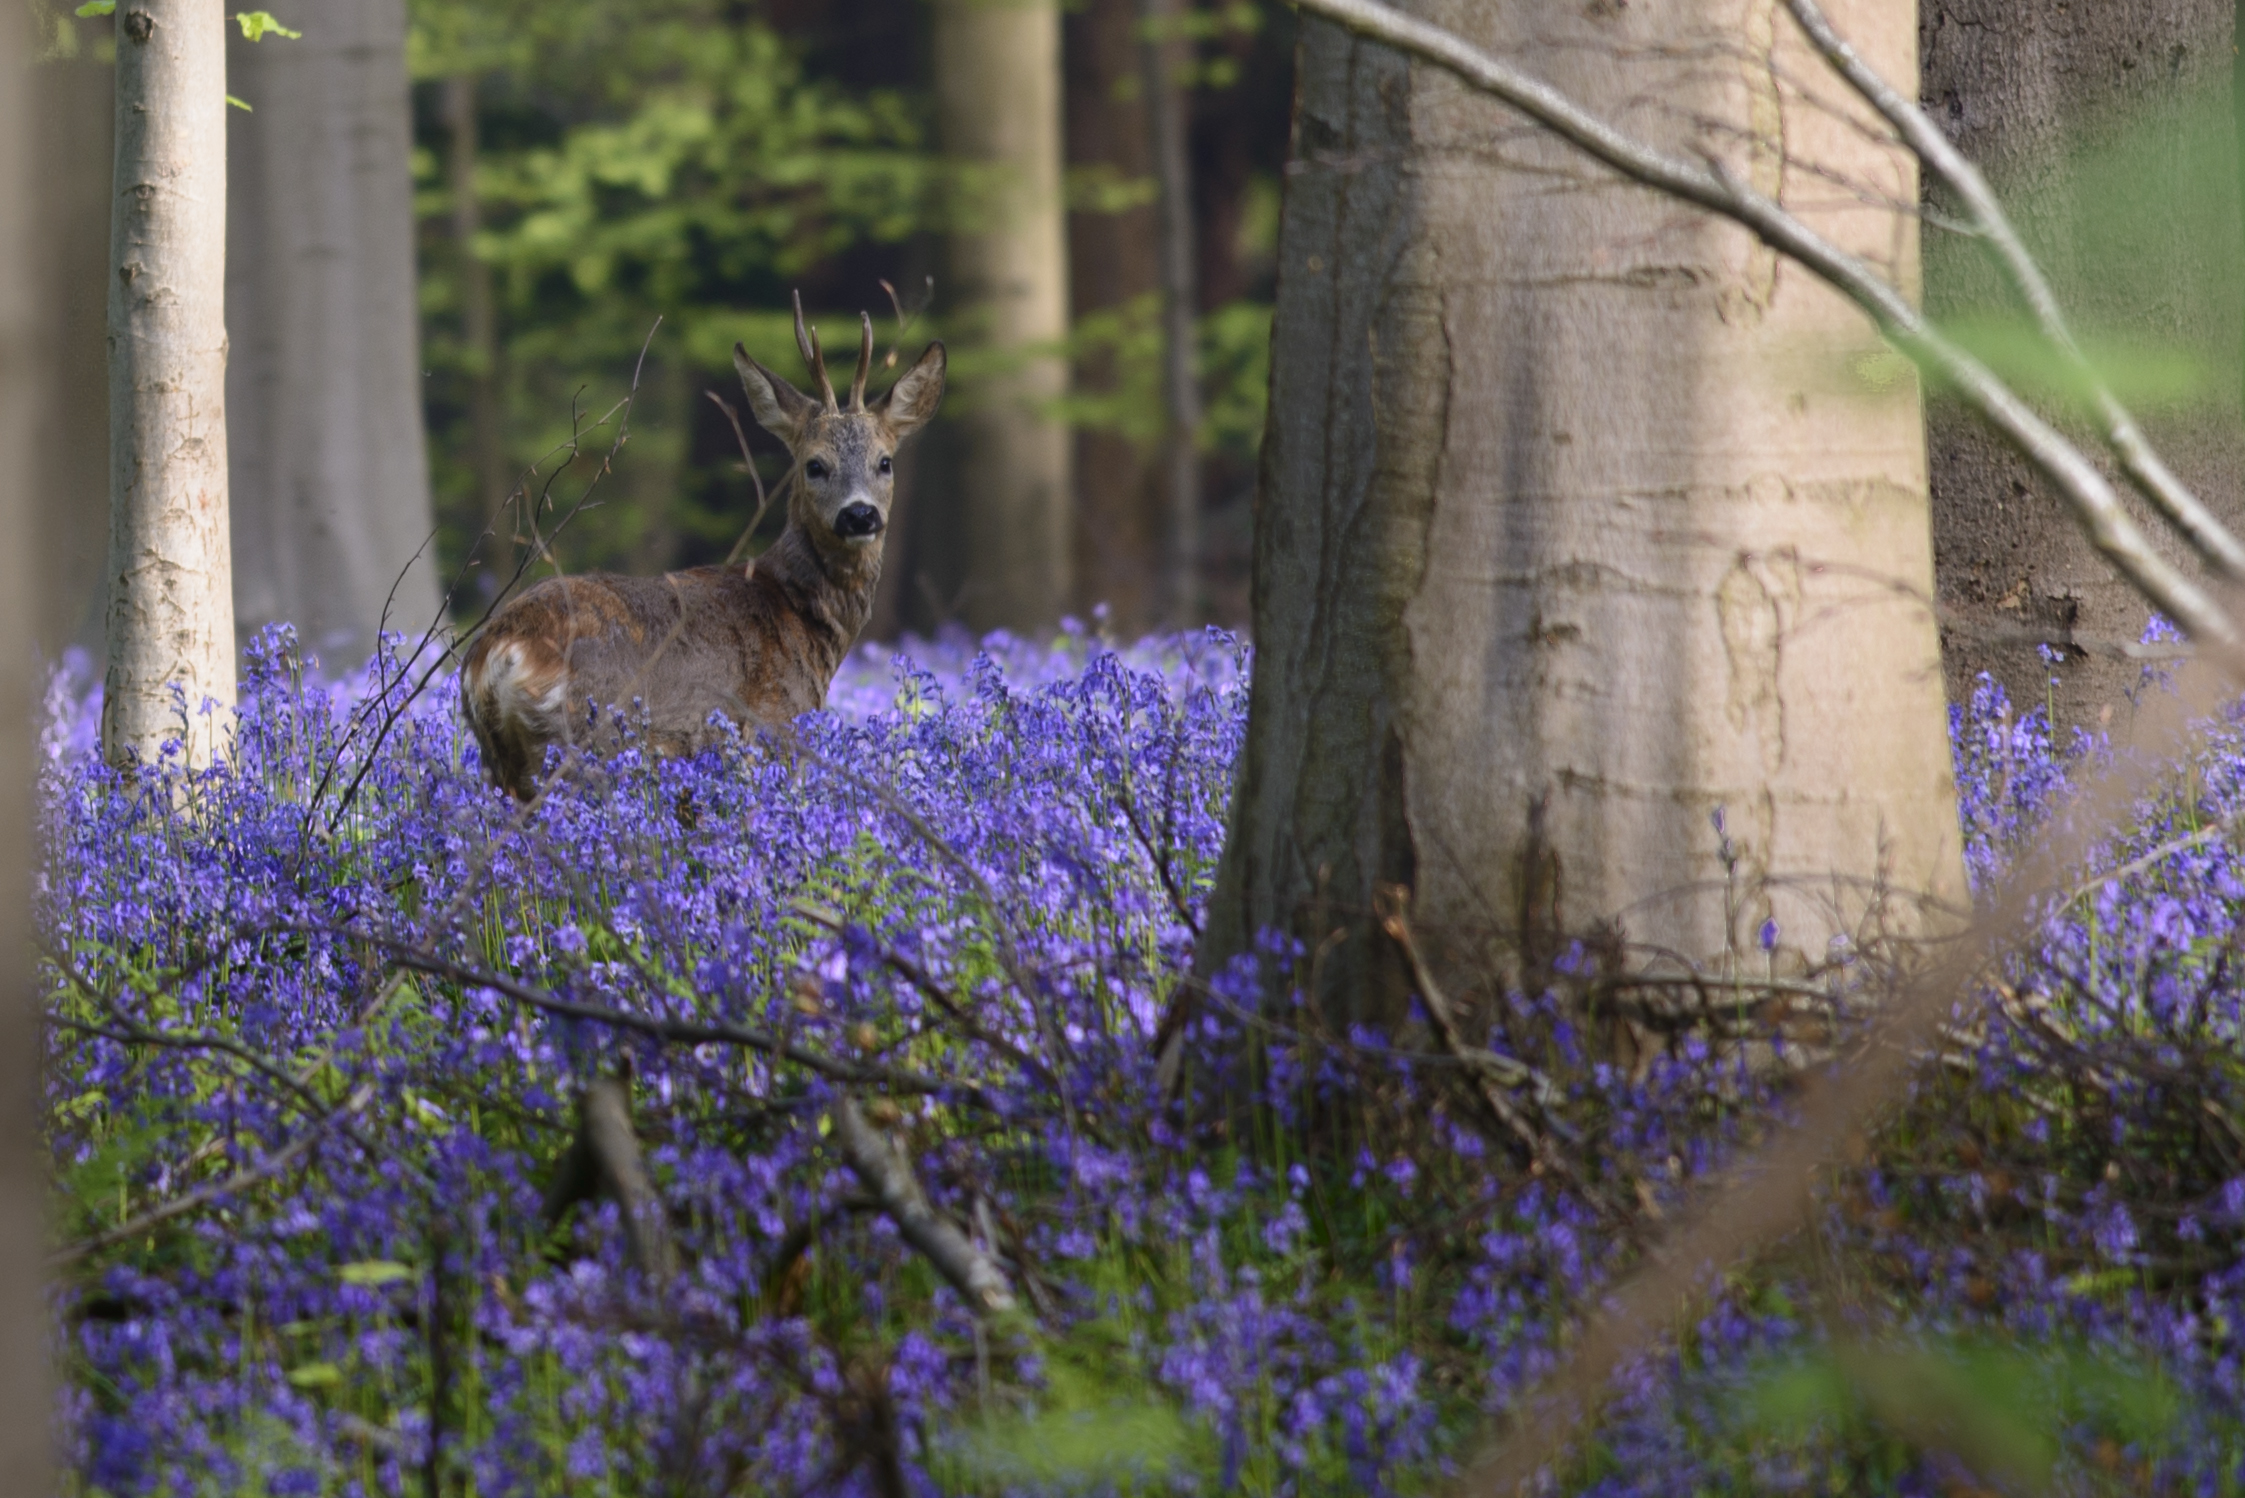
31;0;1293;665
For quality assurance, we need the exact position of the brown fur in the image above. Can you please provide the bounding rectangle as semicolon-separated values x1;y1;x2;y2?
460;326;944;798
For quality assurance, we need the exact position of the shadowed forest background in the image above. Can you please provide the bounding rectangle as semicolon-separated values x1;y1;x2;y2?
35;0;1295;657
31;0;2245;729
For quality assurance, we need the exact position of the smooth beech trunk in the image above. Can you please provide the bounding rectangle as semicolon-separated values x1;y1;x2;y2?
0;0;51;1473
226;0;438;666
105;0;236;766
932;0;1075;631
1204;0;1966;1014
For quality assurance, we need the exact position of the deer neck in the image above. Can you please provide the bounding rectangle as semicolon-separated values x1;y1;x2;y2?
754;524;882;676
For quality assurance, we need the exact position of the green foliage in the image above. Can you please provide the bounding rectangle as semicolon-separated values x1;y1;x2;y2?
233;10;300;41
1738;1336;2180;1491
410;0;940;582
1058;294;1271;461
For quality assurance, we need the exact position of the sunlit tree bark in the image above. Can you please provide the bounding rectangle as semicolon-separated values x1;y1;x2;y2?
227;0;439;665
104;0;235;765
1203;0;1965;1016
931;0;1075;631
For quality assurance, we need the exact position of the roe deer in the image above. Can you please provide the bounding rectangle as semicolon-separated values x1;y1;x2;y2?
460;298;945;798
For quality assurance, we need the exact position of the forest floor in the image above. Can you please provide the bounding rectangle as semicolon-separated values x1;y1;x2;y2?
39;621;2245;1495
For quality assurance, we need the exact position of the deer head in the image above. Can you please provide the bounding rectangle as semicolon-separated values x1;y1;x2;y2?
732;293;947;560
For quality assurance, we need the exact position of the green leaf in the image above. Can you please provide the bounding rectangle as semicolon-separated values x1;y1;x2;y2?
234;10;300;41
337;1260;414;1287
72;1;113;16
285;1362;341;1389
226;95;253;112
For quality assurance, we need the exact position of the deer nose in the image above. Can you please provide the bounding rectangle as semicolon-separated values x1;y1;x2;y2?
834;502;884;539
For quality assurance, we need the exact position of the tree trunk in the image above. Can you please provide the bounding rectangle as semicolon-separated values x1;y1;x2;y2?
0;6;53;1481
443;72;513;595
1065;0;1162;633
625;356;691;577
226;0;440;668
1203;1;1965;1018
1136;0;1203;626
34;53;114;658
105;0;236;766
931;0;1074;632
1922;1;2245;730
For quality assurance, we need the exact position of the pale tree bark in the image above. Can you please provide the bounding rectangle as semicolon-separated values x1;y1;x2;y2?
932;0;1075;631
1921;0;2245;728
105;0;236;766
0;3;55;1485
226;0;440;667
1204;0;1965;1015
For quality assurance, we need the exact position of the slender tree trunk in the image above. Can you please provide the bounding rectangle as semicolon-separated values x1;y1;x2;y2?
105;0;236;766
1922;0;2245;729
1136;0;1203;625
444;73;513;594
0;2;52;1480
1203;0;1964;1018
931;0;1074;631
1065;0;1162;633
226;0;440;667
626;357;691;576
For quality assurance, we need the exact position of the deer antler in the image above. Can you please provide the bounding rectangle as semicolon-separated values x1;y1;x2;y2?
793;290;839;412
849;313;874;411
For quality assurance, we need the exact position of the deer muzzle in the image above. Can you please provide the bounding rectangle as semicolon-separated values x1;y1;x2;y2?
834;502;884;544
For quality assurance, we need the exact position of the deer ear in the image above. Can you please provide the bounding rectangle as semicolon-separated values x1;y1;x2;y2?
874;342;946;441
734;343;818;442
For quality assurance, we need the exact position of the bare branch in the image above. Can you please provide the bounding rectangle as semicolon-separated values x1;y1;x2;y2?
544;1071;675;1282
370;942;986;1105
827;1095;1016;1317
706;388;774;566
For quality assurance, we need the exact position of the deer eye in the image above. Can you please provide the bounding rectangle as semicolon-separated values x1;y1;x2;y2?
878;455;893;475
805;459;828;480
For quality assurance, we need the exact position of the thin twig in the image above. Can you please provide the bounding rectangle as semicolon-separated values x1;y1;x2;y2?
708;388;775;567
372;942;986;1105
51;1086;374;1268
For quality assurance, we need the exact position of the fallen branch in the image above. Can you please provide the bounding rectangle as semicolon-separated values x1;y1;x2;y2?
544;1070;676;1282
827;1095;1015;1317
